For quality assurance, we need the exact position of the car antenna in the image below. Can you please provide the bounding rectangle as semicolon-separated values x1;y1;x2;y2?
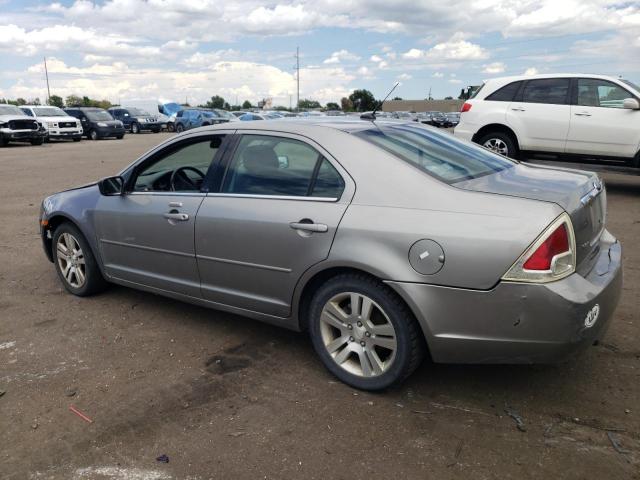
361;82;399;121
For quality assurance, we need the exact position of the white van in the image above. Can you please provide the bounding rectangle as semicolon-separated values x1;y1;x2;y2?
454;73;640;166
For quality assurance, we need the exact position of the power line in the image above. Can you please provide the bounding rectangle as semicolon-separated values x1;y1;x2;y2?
295;46;300;111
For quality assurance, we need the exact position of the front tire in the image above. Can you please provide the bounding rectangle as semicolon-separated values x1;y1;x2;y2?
31;137;44;146
52;223;107;296
308;274;424;390
176;123;184;133
477;131;518;159
116;135;124;139
89;129;98;141
131;123;140;134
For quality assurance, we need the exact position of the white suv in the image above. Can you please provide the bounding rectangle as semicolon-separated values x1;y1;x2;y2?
454;74;640;166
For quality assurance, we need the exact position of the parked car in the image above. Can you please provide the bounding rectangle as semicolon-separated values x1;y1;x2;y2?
238;112;281;121
213;109;240;122
121;99;175;131
418;111;450;128
391;111;418;121
445;112;460;127
64;107;125;140
20;105;83;142
40;118;621;391
454;73;640;164
174;109;228;132
231;111;249;118
0;104;46;146
108;107;162;134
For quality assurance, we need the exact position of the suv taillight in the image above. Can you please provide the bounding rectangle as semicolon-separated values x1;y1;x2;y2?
461;102;472;112
502;213;576;283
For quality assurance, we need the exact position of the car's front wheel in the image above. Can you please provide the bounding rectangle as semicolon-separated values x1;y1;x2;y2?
131;123;140;134
308;274;424;390
176;124;184;132
31;137;44;146
88;129;98;141
477;131;518;158
52;223;107;296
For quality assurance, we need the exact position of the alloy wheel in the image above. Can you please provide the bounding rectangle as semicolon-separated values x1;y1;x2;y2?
56;233;86;288
319;292;397;377
483;137;509;156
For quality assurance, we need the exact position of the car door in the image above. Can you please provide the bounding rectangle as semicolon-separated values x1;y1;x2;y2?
506;78;571;153
195;132;354;317
565;78;640;158
94;132;232;297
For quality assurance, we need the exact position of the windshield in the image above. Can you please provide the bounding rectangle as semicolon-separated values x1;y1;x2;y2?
0;105;26;116
355;124;514;184
85;110;114;121
33;106;66;116
202;111;219;118
621;79;640;93
128;107;150;116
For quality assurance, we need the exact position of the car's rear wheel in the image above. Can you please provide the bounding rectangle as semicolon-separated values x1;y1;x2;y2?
131;123;140;134
52;223;107;296
477;131;518;158
308;274;424;390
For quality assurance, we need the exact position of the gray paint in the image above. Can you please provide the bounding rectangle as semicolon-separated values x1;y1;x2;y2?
40;118;623;364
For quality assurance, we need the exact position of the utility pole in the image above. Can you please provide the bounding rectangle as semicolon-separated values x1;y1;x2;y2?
295;46;300;112
44;57;51;105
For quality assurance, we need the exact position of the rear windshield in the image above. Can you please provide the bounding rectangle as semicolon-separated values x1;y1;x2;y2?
355;124;514;184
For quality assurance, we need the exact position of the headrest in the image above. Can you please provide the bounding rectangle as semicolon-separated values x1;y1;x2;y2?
242;145;280;175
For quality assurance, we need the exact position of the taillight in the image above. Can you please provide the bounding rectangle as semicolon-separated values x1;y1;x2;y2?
502;213;576;283
461;102;472;112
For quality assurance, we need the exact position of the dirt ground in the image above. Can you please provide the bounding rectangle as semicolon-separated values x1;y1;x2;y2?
1;133;639;480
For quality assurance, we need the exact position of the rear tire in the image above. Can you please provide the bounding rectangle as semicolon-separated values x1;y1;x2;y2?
52;223;108;297
308;273;424;391
477;131;518;159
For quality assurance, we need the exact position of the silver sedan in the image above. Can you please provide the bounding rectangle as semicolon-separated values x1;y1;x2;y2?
40;118;622;390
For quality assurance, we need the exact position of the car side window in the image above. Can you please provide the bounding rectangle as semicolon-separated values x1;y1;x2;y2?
21;108;34;117
132;136;225;193
223;135;342;198
521;78;570;105
311;159;345;198
485;81;522;102
577;79;631;109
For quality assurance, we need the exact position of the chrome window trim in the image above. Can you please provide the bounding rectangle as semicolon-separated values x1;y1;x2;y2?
127;191;207;197
206;192;339;202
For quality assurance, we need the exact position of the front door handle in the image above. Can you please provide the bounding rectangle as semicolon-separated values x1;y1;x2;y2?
574;112;592;116
289;221;328;233
163;212;189;221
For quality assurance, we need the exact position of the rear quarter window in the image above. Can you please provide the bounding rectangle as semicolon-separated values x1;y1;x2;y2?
485;81;522;101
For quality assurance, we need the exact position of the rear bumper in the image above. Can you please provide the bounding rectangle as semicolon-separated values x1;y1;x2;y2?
452;122;477;142
387;231;622;364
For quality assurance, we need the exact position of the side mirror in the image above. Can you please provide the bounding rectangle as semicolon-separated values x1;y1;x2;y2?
98;176;124;196
623;98;640;110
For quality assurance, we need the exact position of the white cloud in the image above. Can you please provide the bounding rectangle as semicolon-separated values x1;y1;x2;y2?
401;38;488;63
524;67;539;75
357;66;375;79
432;72;444;78
323;49;360;64
449;78;462;84
397;73;412;81
482;62;506;74
370;55;383;62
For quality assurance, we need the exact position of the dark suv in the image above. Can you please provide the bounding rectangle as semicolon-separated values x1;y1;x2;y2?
108;107;161;134
64;107;126;140
174;109;228;132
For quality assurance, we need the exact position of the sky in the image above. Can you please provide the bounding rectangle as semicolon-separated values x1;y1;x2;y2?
0;0;639;107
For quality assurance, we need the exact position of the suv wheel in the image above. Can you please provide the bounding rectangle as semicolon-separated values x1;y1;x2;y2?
31;137;44;146
131;123;140;134
176;124;184;133
89;129;98;141
308;274;424;390
477;131;518;158
52;223;108;296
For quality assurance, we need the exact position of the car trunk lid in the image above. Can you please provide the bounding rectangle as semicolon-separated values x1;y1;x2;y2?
454;162;606;269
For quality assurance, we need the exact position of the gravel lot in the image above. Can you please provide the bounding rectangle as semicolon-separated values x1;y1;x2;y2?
1;133;639;479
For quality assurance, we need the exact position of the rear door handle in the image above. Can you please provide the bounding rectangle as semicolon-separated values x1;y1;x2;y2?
289;221;328;233
511;107;526;112
163;212;189;221
574;112;592;116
